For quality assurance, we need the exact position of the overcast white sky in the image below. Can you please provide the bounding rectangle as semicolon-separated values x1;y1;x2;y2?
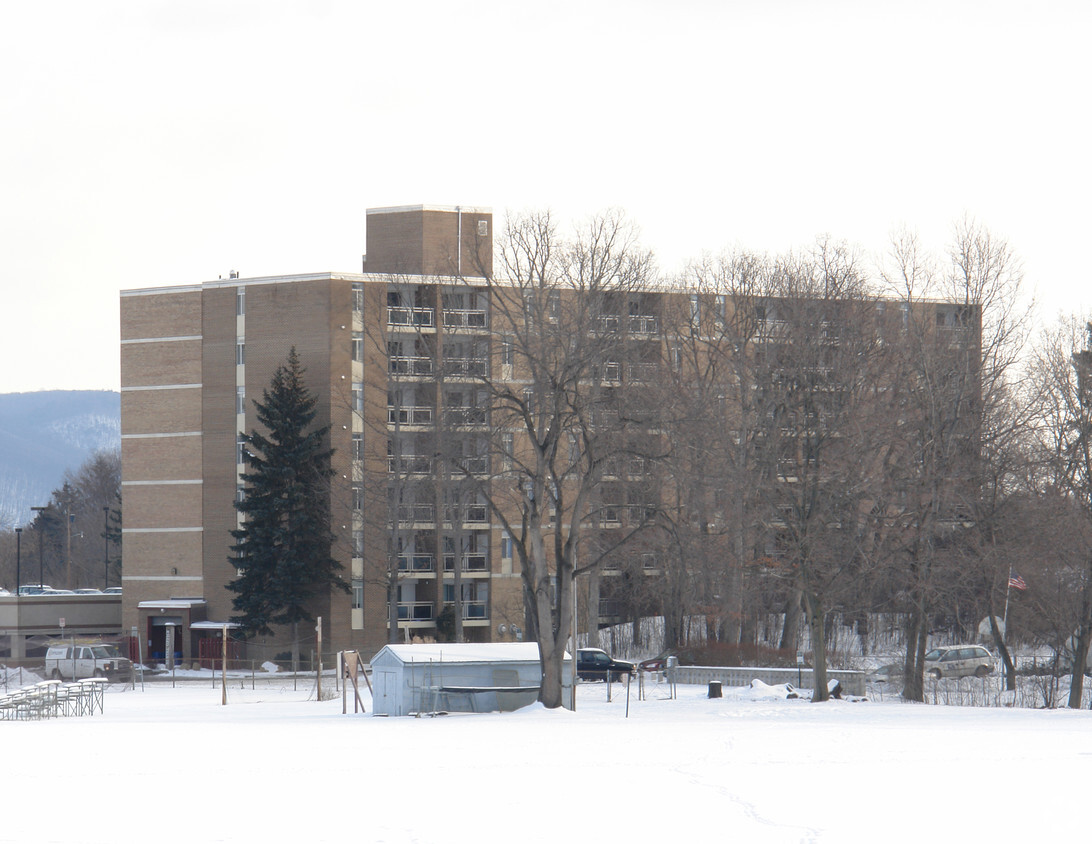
2;1;1088;393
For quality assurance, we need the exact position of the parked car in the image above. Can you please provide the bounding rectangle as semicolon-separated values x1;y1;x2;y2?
923;645;994;679
45;643;133;682
17;584;52;596
103;587;122;595
576;648;635;682
73;588;103;595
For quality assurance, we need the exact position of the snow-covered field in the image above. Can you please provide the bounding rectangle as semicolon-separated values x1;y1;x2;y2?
5;675;1091;843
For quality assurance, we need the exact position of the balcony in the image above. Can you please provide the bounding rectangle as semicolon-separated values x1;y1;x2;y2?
443;309;488;329
388;406;433;425
394;504;435;525
598;599;623;617
443;553;489;573
395;602;434;621
397;554;435;573
388;306;434;328
628;362;659;382
443;407;487;426
452;455;489;475
388;455;433;474
389;355;434;376
443;504;488;524
444;357;488;378
461;601;488;620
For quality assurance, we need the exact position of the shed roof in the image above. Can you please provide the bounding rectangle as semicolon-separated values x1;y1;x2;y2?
372;642;560;665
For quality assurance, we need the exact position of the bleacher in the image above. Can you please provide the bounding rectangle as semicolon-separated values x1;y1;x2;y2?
0;678;107;721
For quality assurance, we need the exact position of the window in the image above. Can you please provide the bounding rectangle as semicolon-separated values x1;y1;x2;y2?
352;433;364;462
501;432;513;472
477;219;488;237
236;386;245;415
236;433;247;465
715;294;727;324
235;484;245;504
501;336;514;366
352;579;363;610
689;294;700;323
352;483;364;512
352;282;364;314
236;288;245;316
235;341;245;366
352;331;363;362
501;532;513;560
352;382;364;414
352;529;364;557
548;290;560;322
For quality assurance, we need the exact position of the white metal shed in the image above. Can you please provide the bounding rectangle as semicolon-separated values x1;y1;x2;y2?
369;642;569;716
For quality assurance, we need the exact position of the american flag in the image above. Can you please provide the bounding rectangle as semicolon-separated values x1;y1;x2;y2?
1008;573;1027;591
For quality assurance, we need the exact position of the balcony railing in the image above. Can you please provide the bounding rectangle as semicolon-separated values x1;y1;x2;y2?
395;602;434;621
388;455;433;474
443;553;488;572
452;456;489;475
444;357;488;377
443;407;487;426
389;356;434;376
461;601;488;620
388;306;434;327
598;599;622;617
628;314;658;334
394;504;435;525
388;406;433;425
628;362;659;381
443;309;488;329
397;554;435;572
442;504;489;524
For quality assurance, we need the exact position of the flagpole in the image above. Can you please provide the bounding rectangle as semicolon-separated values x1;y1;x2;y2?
1002;565;1012;631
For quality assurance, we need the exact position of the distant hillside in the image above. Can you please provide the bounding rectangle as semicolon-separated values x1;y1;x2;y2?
0;391;120;528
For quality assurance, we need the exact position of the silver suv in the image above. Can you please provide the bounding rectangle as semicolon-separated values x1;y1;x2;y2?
923;645;994;679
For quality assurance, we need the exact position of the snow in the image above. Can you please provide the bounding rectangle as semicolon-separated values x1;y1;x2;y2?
4;675;1092;843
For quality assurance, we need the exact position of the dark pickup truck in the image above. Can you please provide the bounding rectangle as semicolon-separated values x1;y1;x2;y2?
576;648;636;682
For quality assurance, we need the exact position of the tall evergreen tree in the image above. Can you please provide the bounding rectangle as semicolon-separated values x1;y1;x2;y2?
228;348;347;654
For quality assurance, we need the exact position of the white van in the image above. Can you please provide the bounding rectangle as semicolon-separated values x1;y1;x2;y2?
45;643;133;682
923;645;994;679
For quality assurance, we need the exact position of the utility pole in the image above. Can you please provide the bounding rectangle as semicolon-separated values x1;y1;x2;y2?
316;616;323;702
66;512;73;590
14;527;22;593
103;506;110;590
30;505;47;588
221;623;228;706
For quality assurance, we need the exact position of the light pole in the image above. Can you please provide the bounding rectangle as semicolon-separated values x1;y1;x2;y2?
103;506;110;590
14;527;22;594
30;505;46;588
66;511;73;590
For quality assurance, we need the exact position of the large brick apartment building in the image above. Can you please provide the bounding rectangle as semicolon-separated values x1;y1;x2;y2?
120;205;513;662
120;204;980;664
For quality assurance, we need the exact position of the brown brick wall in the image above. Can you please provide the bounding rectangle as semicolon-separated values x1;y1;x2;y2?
121;340;201;387
121;382;202;434
122;532;205;578
120;290;201;341
126;483;202;529
121;435;202;482
366;207;492;279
